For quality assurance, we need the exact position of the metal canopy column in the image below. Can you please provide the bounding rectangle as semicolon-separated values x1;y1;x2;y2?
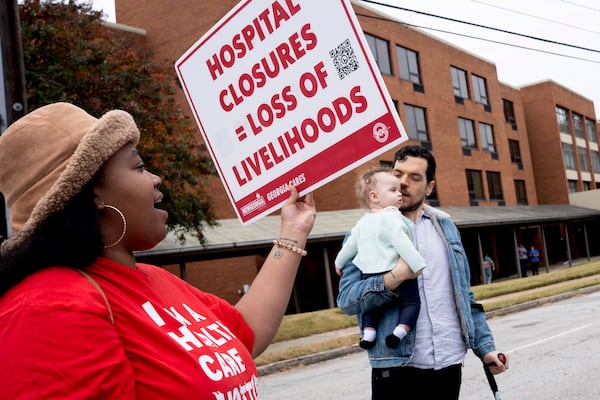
477;232;484;283
513;228;522;277
323;247;335;309
564;223;572;267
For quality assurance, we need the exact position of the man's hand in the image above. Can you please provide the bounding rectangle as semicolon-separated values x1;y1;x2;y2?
483;351;509;374
383;257;420;290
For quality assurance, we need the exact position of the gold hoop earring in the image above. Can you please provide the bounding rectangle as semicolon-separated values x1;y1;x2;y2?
102;204;127;249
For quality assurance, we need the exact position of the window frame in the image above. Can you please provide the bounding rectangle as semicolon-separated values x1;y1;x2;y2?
556;106;571;134
562;142;576;169
486;171;503;201
396;45;421;84
503;99;516;124
466;169;485;200
568;180;578;193
577;146;590;172
451;66;469;99
403;104;429;142
479;122;496;153
591;150;600;173
508;139;522;164
573;113;585;139
514;179;528;205
471;74;489;106
586;118;598;143
458;117;477;149
365;33;392;75
583;181;591;191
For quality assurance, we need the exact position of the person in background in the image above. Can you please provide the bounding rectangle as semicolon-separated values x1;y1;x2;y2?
518;243;529;277
0;103;316;399
337;145;508;399
483;254;495;284
335;167;425;350
529;245;540;275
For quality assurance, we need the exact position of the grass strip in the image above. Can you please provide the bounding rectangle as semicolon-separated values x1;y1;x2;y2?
257;271;600;367
273;261;600;343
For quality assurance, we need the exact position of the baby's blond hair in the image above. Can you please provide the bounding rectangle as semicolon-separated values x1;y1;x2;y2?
357;167;394;208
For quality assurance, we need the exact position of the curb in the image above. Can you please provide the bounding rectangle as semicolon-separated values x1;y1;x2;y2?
258;344;362;376
485;284;600;318
258;284;600;376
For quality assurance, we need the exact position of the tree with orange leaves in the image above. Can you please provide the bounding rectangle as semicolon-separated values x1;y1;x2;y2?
19;0;217;242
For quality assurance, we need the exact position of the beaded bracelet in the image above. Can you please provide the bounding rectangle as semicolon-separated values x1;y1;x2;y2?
272;239;307;258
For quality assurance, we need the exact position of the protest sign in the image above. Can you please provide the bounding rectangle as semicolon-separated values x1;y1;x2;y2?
176;0;408;224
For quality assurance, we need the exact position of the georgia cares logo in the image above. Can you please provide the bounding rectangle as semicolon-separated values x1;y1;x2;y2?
372;122;389;143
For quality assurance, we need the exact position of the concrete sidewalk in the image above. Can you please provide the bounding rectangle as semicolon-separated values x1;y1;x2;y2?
257;274;600;376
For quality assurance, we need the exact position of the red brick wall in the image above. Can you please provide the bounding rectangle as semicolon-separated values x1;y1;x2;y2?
354;4;535;207
111;1;595;301
521;81;598;204
163;255;262;304
498;84;538;205
114;1;544;214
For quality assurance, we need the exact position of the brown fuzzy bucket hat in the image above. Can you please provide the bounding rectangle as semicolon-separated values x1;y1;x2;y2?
0;102;140;253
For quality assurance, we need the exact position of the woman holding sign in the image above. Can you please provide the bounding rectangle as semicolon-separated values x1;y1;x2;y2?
0;102;316;398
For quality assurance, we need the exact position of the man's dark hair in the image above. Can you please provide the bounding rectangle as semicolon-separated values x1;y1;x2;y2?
394;145;436;183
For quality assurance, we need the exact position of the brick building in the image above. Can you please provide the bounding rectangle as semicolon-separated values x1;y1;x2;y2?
111;0;600;309
520;80;600;203
114;0;540;213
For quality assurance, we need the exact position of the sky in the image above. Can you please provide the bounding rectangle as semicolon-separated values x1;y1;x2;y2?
88;0;600;117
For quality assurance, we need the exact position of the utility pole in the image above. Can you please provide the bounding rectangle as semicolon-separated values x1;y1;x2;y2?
0;0;28;243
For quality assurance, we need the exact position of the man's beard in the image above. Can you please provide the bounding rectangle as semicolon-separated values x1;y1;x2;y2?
400;193;425;212
400;202;421;212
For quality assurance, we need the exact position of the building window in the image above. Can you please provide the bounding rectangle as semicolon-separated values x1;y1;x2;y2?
578;146;590;172
403;104;429;142
508;139;522;164
458;117;477;149
573;113;585;139
396;45;421;85
471;74;489;106
486;171;503;201
365;33;391;75
451;66;469;100
568;180;578;193
591;150;600;173
556;106;571;134
514;180;528;205
583;181;591;191
466;169;484;200
503;99;516;126
479;123;496;153
586;118;598;143
563;142;576;169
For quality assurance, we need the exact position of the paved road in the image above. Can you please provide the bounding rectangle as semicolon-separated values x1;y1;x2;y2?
258;291;600;399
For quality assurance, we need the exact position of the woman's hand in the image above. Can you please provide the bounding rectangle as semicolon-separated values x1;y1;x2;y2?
279;185;316;241
238;185;315;357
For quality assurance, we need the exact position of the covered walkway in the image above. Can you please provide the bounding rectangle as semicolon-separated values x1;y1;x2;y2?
136;205;600;313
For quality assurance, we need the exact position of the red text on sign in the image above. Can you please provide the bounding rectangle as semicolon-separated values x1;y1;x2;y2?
206;0;303;81
231;85;367;186
219;23;317;112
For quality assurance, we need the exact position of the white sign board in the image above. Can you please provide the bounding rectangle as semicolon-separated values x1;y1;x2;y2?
176;0;408;224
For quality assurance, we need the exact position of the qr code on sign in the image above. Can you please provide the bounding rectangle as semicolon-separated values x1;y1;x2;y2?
329;39;359;80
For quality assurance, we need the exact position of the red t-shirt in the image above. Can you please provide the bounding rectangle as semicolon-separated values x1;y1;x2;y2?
0;257;257;399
